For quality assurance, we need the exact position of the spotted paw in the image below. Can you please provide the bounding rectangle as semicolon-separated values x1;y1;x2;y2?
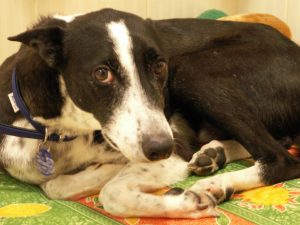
189;178;234;204
188;141;226;176
164;188;220;218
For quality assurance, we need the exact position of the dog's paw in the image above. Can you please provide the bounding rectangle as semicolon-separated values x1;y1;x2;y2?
188;141;226;176
189;178;234;204
164;188;220;218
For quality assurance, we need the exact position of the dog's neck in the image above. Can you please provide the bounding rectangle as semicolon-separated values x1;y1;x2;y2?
16;46;64;120
153;18;241;57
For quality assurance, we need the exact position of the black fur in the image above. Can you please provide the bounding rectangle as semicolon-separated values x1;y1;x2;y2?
162;19;300;184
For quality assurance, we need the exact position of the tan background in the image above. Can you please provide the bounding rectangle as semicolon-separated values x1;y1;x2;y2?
1;0;300;64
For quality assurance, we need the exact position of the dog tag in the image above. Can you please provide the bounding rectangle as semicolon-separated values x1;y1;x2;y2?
36;147;54;176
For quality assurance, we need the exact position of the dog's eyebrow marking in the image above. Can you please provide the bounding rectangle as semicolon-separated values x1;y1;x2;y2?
105;20;144;160
106;20;137;82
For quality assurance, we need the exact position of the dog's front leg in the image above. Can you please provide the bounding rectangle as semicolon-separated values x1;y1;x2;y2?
41;163;124;200
188;140;251;175
100;155;219;218
187;162;264;204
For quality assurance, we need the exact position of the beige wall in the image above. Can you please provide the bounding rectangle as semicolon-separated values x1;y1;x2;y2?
0;0;237;64
0;0;36;64
1;0;300;64
35;0;237;19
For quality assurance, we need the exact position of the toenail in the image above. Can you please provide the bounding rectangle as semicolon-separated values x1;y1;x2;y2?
165;187;185;195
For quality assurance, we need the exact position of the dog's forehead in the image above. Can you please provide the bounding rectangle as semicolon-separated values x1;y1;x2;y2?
66;9;158;47
64;9;161;69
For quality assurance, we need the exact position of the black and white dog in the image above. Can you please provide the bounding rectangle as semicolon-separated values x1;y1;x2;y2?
1;8;300;218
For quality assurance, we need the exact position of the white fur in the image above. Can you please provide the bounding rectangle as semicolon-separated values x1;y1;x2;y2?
1;119;43;183
53;14;82;23
105;20;172;161
42;163;125;200
100;155;218;218
190;162;264;194
1;120;36;165
1;118;125;185
224;162;264;191
219;140;251;162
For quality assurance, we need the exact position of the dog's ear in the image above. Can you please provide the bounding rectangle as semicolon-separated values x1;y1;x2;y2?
8;26;65;68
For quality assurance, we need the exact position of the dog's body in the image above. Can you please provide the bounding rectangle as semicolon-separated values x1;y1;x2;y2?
1;8;300;218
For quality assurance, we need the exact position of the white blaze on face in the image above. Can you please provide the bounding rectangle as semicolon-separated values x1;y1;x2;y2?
106;20;172;161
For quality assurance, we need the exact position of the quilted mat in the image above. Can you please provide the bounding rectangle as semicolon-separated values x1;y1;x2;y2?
1;160;300;225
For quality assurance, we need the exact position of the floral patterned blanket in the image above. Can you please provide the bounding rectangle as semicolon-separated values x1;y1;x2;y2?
1;160;300;225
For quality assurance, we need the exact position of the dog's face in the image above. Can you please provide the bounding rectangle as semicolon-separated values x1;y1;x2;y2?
9;9;174;162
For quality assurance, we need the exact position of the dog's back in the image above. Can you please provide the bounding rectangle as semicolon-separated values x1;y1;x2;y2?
164;20;300;138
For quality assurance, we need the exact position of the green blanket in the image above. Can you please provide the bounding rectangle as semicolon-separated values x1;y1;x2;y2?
1;160;300;225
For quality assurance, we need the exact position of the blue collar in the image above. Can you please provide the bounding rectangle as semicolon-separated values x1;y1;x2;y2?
0;68;76;142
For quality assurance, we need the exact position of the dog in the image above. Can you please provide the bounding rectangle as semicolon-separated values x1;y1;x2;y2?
1;8;300;218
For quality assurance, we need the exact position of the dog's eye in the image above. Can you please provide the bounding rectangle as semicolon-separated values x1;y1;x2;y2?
92;66;114;84
153;61;167;75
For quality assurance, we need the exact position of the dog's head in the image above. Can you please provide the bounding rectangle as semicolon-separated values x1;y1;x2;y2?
9;9;174;162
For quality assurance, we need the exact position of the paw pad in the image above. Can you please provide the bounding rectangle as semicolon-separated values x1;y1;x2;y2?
196;155;212;167
188;146;226;176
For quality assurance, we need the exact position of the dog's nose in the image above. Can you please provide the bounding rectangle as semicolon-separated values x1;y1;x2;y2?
142;136;174;161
